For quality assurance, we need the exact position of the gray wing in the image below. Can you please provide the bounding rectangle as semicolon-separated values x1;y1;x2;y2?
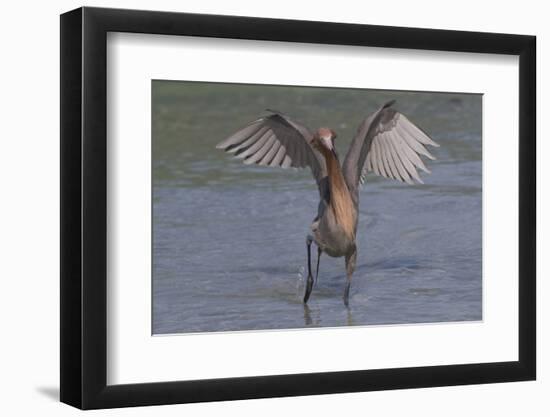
343;101;439;194
216;110;327;189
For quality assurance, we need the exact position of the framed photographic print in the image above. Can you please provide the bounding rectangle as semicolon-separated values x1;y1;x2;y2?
60;6;536;409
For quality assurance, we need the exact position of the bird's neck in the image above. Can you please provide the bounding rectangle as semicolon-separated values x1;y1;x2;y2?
322;148;356;239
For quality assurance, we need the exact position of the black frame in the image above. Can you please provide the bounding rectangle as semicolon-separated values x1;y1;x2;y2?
60;6;536;410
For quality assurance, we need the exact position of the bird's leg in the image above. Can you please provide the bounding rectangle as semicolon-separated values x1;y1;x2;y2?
304;235;314;304
315;247;322;284
343;246;357;307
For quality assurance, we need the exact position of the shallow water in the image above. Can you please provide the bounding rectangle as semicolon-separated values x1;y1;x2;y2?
152;81;482;334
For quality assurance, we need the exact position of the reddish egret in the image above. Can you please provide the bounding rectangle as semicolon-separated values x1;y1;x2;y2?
217;101;439;306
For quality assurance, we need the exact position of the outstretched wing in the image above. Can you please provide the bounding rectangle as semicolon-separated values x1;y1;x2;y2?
343;101;439;193
216;110;327;188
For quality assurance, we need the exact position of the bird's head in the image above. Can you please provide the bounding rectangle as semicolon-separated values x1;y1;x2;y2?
312;127;337;153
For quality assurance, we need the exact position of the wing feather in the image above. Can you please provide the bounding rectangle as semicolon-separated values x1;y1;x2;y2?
387;139;403;180
366;149;373;172
343;101;438;190
382;135;399;179
217;122;263;150
258;141;280;166
401;114;440;147
225;126;268;154
392;133;424;183
281;155;292;169
396;124;435;161
270;145;286;166
378;138;392;179
386;132;414;184
372;140;383;177
217;111;327;190
243;134;276;164
236;129;272;159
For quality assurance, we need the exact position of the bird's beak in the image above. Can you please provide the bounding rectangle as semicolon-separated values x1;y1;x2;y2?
321;136;333;152
325;138;338;158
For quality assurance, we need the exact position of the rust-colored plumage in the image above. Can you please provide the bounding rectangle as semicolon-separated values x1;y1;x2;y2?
319;142;356;242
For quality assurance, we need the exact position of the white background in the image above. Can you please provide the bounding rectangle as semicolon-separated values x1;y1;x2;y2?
0;0;545;416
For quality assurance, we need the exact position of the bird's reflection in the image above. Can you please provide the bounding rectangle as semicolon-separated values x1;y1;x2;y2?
346;307;355;326
303;303;356;327
303;303;314;326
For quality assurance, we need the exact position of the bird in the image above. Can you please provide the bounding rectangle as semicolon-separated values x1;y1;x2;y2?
216;100;439;306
